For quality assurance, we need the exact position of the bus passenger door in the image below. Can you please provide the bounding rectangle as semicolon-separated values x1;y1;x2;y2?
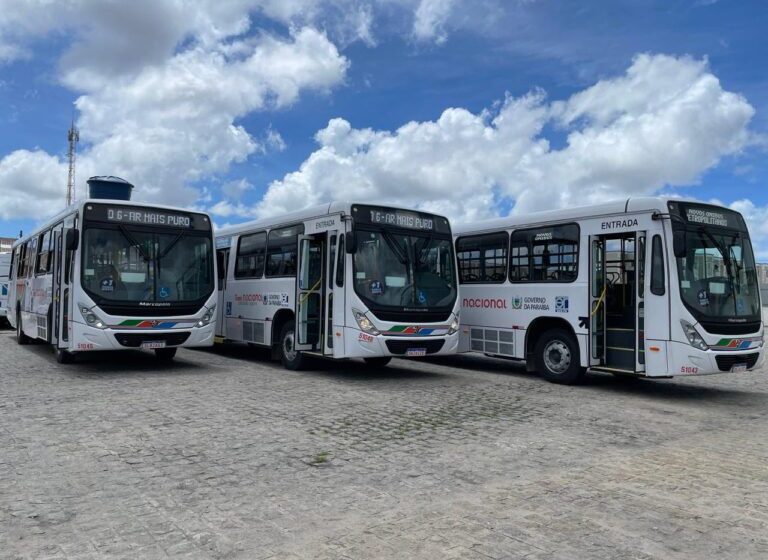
636;232;646;373
216;248;229;339
589;236;606;366
324;232;338;355
59;222;77;348
51;228;63;344
296;235;324;351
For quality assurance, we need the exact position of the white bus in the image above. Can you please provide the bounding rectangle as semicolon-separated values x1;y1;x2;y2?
0;252;10;326
215;203;460;369
454;197;764;384
8;198;217;363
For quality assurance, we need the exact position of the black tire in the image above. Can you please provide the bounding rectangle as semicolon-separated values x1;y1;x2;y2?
533;328;584;384
155;348;177;362
279;323;305;370
363;357;392;367
16;310;30;345
55;347;75;364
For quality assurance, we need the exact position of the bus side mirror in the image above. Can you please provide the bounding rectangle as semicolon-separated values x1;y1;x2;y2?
673;230;686;259
345;231;357;254
65;228;80;251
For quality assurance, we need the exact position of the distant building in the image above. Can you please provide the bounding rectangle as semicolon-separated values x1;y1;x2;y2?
758;263;768;285
0;236;16;252
757;263;768;309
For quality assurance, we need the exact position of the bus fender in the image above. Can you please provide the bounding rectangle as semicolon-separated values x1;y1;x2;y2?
524;317;578;372
271;309;295;360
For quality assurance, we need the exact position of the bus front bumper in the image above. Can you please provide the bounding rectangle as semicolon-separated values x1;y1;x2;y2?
667;340;764;376
70;321;215;352
344;327;460;359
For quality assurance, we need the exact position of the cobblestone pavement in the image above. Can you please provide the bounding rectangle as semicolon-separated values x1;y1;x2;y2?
1;330;767;560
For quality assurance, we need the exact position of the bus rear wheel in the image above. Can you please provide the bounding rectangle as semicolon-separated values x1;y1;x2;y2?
279;323;305;371
16;311;30;345
155;348;177;362
55;347;75;364
363;357;391;367
534;328;584;385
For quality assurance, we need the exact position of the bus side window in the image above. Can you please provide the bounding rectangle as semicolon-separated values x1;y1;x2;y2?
35;229;53;275
266;224;304;277
235;232;266;278
9;247;16;280
456;232;508;284
24;239;36;278
336;235;345;287
216;249;228;288
650;234;665;296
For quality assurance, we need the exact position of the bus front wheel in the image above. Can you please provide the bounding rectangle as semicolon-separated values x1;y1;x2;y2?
279;323;305;371
155;348;177;362
363;357;391;367
534;328;584;385
16;311;30;345
55;347;75;364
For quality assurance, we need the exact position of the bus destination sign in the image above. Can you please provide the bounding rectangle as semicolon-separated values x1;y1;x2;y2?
107;208;191;228
671;202;745;231
85;204;209;230
353;205;451;234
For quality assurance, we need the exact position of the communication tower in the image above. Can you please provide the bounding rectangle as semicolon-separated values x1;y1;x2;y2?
66;121;80;206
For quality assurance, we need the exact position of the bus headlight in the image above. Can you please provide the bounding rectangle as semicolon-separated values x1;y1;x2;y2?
79;303;107;330
448;314;460;335
353;309;380;336
681;320;708;351
197;305;216;328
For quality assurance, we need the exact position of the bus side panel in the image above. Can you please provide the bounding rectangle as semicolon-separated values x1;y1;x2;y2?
226;273;295;347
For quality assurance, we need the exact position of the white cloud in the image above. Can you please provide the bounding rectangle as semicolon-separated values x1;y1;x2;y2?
0;17;348;219
0;150;69;220
256;54;757;226
413;0;455;43
729;199;768;261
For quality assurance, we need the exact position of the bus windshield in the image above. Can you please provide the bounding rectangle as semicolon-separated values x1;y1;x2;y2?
353;229;457;311
82;227;214;305
676;228;761;321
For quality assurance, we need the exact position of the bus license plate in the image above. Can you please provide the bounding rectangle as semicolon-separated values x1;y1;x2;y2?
731;363;747;372
406;348;427;357
141;341;166;349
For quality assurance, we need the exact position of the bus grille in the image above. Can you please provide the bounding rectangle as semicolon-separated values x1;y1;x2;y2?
715;353;759;372
243;321;265;344
470;328;514;356
385;339;445;355
114;332;191;348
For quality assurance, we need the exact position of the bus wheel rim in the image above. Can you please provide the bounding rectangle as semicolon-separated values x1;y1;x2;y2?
283;330;297;362
543;340;570;374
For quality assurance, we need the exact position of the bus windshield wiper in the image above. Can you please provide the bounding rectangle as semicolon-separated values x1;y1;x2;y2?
157;232;184;261
381;230;409;266
416;234;433;264
698;227;732;275
118;225;151;262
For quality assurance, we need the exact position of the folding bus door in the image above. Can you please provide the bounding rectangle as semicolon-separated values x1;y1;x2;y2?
636;232;646;373
295;235;324;351
589;236;606;366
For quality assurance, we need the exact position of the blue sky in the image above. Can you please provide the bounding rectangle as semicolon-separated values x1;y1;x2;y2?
0;0;766;255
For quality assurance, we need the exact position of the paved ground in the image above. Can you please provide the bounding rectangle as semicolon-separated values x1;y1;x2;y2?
1;329;767;560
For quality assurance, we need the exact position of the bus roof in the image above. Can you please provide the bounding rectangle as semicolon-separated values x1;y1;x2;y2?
453;196;728;235
215;201;451;238
11;198;212;249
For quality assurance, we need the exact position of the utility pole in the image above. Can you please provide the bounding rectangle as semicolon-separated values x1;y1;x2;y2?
66;120;80;206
